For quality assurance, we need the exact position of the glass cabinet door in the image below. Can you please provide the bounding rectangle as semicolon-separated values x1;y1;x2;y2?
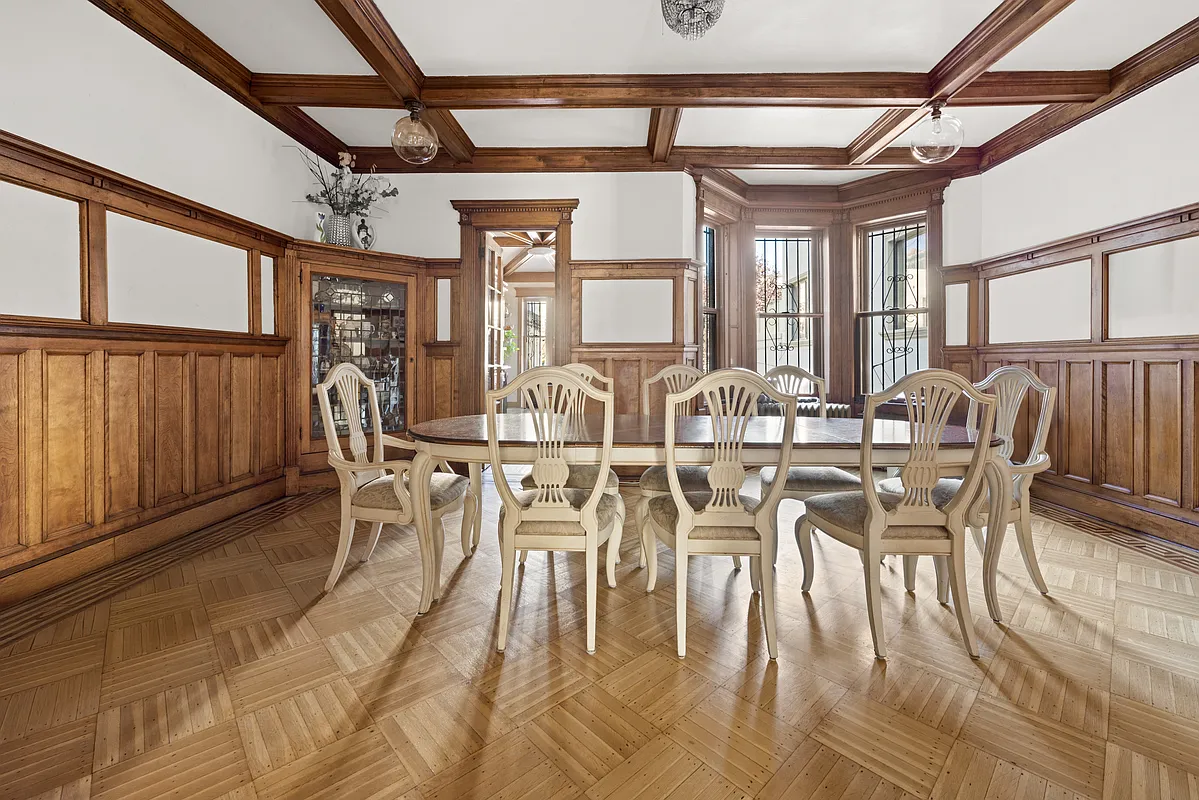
310;273;409;442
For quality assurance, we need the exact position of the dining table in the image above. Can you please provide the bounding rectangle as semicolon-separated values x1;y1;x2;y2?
406;412;1013;622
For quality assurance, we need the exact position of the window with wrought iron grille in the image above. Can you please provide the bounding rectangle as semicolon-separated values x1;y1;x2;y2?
522;297;549;371
700;226;718;372
856;218;929;395
755;235;822;376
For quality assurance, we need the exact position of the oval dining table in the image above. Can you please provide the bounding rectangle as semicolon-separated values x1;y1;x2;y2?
406;413;1013;623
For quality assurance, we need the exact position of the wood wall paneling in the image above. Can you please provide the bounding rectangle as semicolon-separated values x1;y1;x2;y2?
0;352;22;554
1142;360;1183;507
1099;360;1134;494
106;352;144;519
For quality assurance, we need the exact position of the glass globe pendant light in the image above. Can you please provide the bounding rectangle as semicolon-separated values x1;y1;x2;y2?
392;100;440;165
909;101;965;165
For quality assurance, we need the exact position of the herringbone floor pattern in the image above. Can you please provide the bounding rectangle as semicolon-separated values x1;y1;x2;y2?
2;476;1198;799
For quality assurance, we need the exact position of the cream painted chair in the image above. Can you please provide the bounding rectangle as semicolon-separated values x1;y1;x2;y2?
645;368;797;660
759;365;862;560
879;365;1056;598
634;365;708;569
315;363;476;596
517;362;619;565
489;367;625;654
797;370;997;659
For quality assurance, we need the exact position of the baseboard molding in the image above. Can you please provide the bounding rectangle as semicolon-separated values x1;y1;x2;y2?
0;489;334;646
0;479;287;607
1031;480;1199;551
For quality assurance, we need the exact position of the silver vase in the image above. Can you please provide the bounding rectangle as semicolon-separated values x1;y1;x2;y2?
326;213;353;247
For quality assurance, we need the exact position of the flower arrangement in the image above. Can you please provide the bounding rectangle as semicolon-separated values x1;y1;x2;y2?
299;150;398;217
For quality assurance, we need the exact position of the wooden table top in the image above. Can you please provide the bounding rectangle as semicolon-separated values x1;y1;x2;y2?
409;413;996;450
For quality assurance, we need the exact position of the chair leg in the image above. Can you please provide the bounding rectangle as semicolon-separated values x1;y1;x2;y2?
675;545;688;658
497;533;515;653
948;542;979;658
770;514;780;567
933;556;949;605
1015;505;1048;595
749;557;761;594
469;462;484;550
635;496;650;569
759;550;778;660
732;556;743;570
902;555;918;593
863;552;887;659
586;544;598;654
325;515;355;592
606;523;622;589
432;517;445;601
796;519;815;592
460;490;478;557
363;521;384;563
969;525;985;556
519;549;528;565
644;525;659;593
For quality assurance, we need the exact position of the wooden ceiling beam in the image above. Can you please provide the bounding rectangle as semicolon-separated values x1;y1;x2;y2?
348;145;980;173
647;108;682;163
980;18;1199;171
952;70;1110;105
250;74;398;107
848;0;1076;164
86;0;345;163
313;0;475;162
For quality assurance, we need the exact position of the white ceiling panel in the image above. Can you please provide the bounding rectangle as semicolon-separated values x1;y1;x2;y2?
944;105;1046;146
302;108;405;147
378;0;998;75
454;109;652;147
994;0;1196;70
731;169;887;185
676;108;888;148
163;0;375;74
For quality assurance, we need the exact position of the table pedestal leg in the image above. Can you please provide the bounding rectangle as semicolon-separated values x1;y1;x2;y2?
411;451;439;615
982;457;1012;623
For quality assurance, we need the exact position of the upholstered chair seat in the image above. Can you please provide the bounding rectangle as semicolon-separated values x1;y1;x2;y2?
500;489;623;535
521;465;619;492
353;473;469;512
759;465;861;495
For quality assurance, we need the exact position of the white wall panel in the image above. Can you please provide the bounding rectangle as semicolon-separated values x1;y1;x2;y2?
581;279;673;343
0;181;81;320
944;282;970;346
1108;236;1199;339
107;213;248;332
988;259;1091;344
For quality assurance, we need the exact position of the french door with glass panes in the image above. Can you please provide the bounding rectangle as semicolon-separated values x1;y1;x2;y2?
301;260;414;468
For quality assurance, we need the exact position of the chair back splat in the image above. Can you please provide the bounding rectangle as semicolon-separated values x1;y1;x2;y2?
862;369;997;533
970;365;1056;492
764;364;827;418
642;364;703;415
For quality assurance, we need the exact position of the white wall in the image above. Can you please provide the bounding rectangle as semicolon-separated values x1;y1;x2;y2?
581;279;675;343
943;67;1199;263
0;181;81;319
0;0;315;239
366;172;697;260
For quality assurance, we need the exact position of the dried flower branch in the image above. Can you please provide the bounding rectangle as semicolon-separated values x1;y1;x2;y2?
295;148;398;217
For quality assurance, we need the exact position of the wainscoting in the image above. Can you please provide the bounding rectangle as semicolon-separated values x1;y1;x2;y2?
943;202;1199;549
0;325;288;602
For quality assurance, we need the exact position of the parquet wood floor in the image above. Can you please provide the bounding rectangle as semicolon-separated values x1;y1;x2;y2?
2;477;1199;799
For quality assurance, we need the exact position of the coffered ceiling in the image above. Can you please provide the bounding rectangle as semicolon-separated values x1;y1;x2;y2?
104;0;1199;183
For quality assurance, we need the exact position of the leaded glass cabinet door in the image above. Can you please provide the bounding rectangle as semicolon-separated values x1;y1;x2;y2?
308;271;412;452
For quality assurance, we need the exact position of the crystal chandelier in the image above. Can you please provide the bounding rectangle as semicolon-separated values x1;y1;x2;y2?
392;100;440;165
661;0;725;40
909;101;965;165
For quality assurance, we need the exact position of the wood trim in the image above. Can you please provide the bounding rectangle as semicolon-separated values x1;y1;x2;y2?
85;0;345;163
848;0;1076;164
980;18;1199;171
81;201;108;326
647;108;682;163
255;70;1108;109
350;145;981;173
313;0;475;163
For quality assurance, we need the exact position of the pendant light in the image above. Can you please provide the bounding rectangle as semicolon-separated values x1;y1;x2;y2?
392;100;440;165
909;101;965;165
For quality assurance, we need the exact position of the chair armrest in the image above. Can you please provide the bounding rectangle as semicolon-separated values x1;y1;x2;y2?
327;454;412;476
381;434;417;452
1009;453;1050;476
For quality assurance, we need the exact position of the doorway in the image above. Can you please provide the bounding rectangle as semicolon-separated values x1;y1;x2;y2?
485;229;557;405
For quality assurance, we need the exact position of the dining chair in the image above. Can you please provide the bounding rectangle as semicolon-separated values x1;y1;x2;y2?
644;368;797;660
760;365;862;560
635;364;708;569
488;366;625;654
315;363;476;595
516;362;620;565
797;369;997;659
878;365;1055;598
